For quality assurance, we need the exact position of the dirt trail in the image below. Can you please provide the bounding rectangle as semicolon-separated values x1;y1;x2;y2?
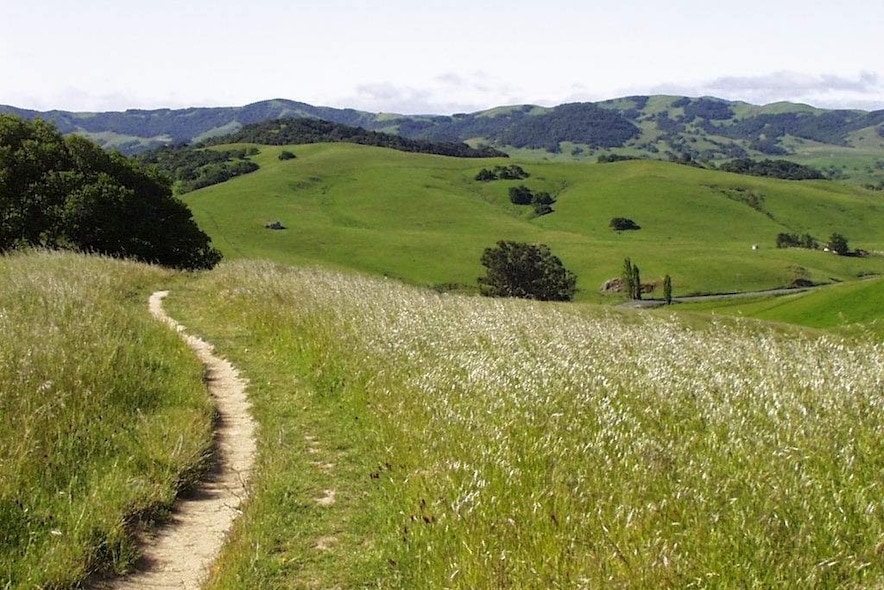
96;291;257;589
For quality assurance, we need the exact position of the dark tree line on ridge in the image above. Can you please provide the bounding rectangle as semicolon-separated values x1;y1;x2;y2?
203;118;508;158
720;158;825;180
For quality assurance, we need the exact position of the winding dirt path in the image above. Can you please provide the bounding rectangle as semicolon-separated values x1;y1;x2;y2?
97;291;257;589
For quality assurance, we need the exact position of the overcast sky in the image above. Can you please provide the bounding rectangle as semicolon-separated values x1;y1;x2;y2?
2;0;882;114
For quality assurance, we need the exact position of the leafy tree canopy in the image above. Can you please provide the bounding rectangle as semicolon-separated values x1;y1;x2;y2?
826;233;850;255
0;115;220;269
137;145;259;193
478;240;577;301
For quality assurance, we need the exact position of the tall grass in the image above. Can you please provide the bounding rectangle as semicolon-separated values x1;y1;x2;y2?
0;251;213;588
178;260;882;588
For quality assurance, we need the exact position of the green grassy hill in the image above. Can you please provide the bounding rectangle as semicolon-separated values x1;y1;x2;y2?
677;277;884;339
183;143;884;299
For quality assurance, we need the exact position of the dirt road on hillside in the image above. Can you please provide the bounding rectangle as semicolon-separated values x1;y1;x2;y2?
95;291;257;589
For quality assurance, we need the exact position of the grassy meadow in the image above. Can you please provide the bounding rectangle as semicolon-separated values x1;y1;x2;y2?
169;260;883;588
0;251;214;587
182;143;884;300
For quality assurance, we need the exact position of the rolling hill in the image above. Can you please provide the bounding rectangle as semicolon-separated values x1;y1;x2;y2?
3;96;884;187
180;142;884;299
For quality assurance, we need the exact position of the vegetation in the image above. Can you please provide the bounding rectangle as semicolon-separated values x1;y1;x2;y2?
278;149;296;161
478;240;577;301
474;164;529;181
720;158;825;180
776;232;819;249
597;153;640;163
826;232;850;255
137;144;260;193
507;185;555;216
203;117;507;158
0;115;221;269
622;257;642;300
398;103;641;152
610;217;641;231
663;273;673;304
172;262;883;587
0;251;213;587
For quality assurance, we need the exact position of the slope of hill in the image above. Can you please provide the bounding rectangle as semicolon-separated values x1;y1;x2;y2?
4;97;883;188
180;142;884;299
676;277;884;339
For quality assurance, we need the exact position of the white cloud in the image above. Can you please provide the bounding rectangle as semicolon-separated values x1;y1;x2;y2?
343;72;529;115
649;71;884;110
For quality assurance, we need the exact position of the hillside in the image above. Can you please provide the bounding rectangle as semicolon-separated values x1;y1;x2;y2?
181;142;884;299
4;96;884;187
676;277;884;339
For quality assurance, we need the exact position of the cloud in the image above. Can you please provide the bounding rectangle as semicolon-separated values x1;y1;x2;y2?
0;87;227;112
649;70;884;110
343;72;527;115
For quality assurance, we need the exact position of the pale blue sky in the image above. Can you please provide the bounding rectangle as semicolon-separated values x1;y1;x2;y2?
2;0;882;113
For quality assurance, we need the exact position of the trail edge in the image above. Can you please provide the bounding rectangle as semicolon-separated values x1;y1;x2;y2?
96;290;257;589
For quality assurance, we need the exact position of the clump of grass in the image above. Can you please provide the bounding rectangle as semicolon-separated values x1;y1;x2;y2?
0;251;213;587
177;260;883;588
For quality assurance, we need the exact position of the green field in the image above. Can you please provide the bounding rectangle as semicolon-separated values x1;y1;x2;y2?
183;143;884;300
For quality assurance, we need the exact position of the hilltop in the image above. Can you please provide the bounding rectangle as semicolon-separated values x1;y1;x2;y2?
3;96;883;186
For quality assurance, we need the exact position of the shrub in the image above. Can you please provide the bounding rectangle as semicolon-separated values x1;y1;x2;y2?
278;150;296;160
610;217;641;231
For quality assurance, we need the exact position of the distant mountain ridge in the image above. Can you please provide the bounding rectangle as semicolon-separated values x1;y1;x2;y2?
3;96;884;176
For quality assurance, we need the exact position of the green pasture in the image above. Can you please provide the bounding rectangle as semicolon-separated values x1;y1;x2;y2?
183;143;884;299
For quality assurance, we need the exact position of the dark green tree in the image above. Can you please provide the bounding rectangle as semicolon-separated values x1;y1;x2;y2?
622;258;635;300
663;274;673;304
478;241;577;301
621;257;643;300
508;185;534;205
826;233;849;255
0;115;221;269
610;217;641;231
